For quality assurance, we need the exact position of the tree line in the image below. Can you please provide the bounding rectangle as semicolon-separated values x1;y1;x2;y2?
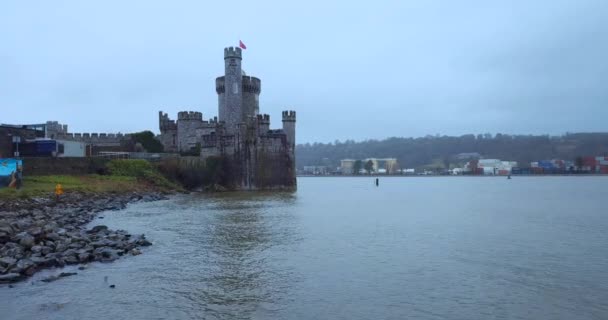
296;133;608;170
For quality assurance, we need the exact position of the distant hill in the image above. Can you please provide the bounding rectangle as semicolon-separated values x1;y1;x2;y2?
296;133;608;170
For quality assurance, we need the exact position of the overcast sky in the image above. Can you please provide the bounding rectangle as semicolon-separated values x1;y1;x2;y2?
1;0;607;143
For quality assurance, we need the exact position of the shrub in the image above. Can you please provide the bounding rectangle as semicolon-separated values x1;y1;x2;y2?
132;131;164;153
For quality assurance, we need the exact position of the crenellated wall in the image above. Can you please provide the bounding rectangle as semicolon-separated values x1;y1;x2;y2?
54;132;129;145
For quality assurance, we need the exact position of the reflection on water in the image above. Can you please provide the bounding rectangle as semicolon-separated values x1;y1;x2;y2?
193;192;300;319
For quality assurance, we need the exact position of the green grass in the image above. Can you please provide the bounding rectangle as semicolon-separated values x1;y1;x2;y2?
107;159;181;191
0;160;183;201
0;174;142;200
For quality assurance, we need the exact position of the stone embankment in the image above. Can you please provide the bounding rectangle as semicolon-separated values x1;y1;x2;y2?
0;192;167;284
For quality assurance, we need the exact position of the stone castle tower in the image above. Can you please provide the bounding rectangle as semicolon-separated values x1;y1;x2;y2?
158;46;296;190
216;47;261;134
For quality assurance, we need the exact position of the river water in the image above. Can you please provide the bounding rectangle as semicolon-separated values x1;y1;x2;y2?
1;176;608;320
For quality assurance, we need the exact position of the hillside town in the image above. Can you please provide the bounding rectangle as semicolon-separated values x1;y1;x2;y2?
299;154;608;176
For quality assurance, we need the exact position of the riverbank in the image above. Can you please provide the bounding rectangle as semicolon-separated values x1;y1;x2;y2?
0;173;176;284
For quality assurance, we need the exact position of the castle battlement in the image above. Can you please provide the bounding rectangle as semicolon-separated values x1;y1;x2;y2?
216;76;261;94
282;110;296;122
45;121;68;137
224;47;242;60
178;111;203;121
159;111;177;131
256;114;270;124
215;77;225;94
57;132;128;143
242;76;261;94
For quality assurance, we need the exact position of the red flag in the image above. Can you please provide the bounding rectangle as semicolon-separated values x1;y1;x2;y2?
239;40;247;49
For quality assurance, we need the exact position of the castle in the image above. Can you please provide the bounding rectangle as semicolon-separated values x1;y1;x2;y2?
158;47;296;190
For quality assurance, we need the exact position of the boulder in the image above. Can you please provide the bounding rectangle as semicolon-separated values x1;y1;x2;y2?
78;253;90;263
16;232;35;249
64;255;78;265
0;273;23;283
0;224;14;235
41;246;53;255
97;249;119;262
88;225;108;234
0;257;17;268
30;256;56;268
43;222;58;233
45;233;60;241
0;231;10;243
27;227;43;239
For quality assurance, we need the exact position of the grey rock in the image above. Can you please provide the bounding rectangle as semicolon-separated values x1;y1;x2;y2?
28;227;43;239
41;246;53;255
0;231;10;242
64;255;78;265
0;273;23;283
97;249;119;262
30;256;55;268
78;253;90;263
43;222;58;233
59;272;77;277
0;257;17;268
0;225;14;235
16;232;35;249
45;233;60;241
88;225;108;234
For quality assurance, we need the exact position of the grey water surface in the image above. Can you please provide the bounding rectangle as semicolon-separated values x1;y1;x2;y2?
1;176;608;320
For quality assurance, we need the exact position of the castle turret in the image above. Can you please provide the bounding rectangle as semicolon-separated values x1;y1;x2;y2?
158;111;178;152
257;114;270;134
282;110;296;149
242;76;261;120
219;47;243;134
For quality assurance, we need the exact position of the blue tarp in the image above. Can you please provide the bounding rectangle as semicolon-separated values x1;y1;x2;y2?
0;158;22;177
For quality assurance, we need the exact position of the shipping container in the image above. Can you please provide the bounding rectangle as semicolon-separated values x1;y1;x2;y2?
56;140;86;157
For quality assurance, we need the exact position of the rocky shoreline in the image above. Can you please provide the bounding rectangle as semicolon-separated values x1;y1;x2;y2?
0;191;168;284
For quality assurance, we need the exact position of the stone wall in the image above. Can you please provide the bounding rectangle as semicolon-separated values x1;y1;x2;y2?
21;157;109;176
177;119;203;153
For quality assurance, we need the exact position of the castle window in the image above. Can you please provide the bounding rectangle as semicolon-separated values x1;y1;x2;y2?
232;83;238;94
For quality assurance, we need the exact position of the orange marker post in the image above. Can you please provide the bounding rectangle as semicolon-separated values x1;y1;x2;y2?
55;183;64;202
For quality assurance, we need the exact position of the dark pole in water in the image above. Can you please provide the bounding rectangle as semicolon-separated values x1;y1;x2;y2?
375;178;379;186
